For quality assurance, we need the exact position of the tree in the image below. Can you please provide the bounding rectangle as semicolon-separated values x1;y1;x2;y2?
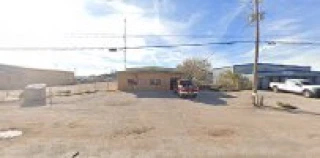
218;70;252;91
177;58;212;85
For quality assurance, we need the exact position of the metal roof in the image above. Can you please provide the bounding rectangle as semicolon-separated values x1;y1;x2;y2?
259;71;320;77
119;67;182;73
233;63;311;69
0;63;73;73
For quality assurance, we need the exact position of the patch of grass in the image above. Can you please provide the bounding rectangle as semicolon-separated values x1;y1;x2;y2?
56;90;72;96
112;126;154;138
207;128;235;137
106;89;117;92
83;90;99;94
105;100;137;106
73;92;84;95
67;121;83;128
84;90;93;94
276;101;298;110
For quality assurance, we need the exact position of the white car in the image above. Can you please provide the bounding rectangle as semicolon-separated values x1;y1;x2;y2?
269;79;320;98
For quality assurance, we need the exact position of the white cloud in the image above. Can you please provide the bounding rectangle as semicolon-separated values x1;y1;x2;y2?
239;15;320;71
240;40;320;71
211;3;247;38
264;19;300;33
281;49;320;71
0;0;177;75
0;0;251;75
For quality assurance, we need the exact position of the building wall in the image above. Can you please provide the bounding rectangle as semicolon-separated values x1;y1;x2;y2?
23;69;75;87
317;77;320;84
234;64;311;74
212;67;233;85
204;72;214;85
0;65;75;90
0;72;25;90
118;71;182;91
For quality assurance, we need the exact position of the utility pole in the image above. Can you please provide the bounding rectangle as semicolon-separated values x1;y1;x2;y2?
123;18;127;70
252;0;262;106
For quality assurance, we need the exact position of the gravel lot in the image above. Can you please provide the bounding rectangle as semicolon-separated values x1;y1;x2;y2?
0;90;320;157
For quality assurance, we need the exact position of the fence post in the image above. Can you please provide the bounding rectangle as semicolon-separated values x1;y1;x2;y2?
49;87;53;107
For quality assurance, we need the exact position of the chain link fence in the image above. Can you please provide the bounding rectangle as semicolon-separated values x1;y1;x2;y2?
0;82;118;103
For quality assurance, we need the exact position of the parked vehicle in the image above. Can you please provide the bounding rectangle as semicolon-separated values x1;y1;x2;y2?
269;79;320;98
173;79;199;98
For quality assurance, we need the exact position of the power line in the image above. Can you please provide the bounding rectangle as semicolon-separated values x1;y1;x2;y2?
67;33;248;39
0;47;110;51
4;32;318;40
0;40;320;51
123;18;127;70
68;33;318;39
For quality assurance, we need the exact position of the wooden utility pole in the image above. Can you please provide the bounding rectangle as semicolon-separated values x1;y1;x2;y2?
123;18;127;70
252;0;261;106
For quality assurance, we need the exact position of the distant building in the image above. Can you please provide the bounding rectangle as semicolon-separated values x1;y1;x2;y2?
117;67;183;91
0;64;75;90
212;63;320;89
76;73;117;84
97;73;117;82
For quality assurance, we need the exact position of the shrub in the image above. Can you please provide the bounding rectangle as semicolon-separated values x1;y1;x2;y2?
217;70;252;91
276;101;297;110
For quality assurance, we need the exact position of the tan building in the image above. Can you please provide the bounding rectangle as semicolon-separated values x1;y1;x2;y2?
0;64;75;90
117;67;183;91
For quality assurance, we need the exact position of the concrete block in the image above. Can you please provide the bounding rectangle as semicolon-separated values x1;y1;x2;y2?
21;84;47;107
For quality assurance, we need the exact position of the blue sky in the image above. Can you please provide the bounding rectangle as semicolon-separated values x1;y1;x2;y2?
0;0;319;75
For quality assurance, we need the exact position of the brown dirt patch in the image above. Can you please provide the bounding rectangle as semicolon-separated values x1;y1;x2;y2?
207;128;235;137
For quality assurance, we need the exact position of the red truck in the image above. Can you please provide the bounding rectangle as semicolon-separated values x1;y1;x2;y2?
173;79;199;98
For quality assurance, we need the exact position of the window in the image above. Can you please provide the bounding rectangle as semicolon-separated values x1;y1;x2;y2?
127;79;137;85
179;80;193;87
150;79;161;86
301;81;311;85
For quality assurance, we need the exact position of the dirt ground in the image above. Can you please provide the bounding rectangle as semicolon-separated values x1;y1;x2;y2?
0;90;320;157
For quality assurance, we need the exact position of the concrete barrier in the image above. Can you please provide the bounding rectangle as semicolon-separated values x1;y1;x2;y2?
21;84;47;107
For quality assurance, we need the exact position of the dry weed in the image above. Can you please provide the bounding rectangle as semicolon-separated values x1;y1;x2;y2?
111;126;154;138
207;128;235;137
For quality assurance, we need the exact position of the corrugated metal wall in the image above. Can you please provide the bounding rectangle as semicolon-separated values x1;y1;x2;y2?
0;65;75;90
